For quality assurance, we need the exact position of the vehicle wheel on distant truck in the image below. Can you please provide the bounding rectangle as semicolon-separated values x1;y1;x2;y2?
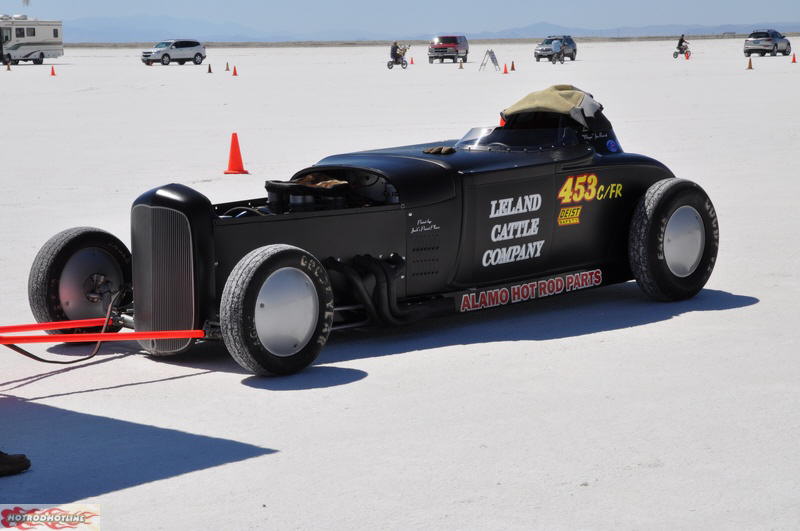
628;179;719;301
161;54;170;65
220;244;334;375
193;53;203;65
28;227;132;334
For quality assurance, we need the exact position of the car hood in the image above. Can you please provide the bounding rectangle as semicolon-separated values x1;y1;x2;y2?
299;142;595;207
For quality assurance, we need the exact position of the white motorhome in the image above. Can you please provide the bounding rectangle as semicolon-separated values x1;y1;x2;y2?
0;14;63;65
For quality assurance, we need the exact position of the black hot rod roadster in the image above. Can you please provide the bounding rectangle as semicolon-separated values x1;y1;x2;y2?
24;86;719;375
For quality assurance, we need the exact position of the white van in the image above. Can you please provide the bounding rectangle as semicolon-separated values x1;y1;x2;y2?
0;14;63;65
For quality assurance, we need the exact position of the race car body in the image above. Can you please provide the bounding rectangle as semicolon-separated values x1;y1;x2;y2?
27;86;720;375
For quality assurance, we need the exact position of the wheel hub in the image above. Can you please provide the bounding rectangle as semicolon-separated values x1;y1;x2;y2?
664;205;706;278
254;268;319;357
58;248;123;320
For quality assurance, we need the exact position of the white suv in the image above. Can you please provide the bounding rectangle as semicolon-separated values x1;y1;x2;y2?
141;39;206;66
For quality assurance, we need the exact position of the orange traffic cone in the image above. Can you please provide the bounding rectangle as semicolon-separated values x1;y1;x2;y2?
510;61;516;71
503;63;508;74
232;66;238;76
224;133;249;174
410;57;414;65
50;65;56;76
793;53;797;63
207;64;212;73
225;62;230;72
747;57;753;70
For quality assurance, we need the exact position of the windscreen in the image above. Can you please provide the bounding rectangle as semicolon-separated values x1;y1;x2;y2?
455;126;579;151
154;41;171;48
542;39;553;44
749;32;769;39
433;37;458;44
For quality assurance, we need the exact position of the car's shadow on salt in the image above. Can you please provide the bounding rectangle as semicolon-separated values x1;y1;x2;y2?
158;283;758;385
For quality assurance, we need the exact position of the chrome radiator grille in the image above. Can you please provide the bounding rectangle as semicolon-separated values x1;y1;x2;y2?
131;205;195;354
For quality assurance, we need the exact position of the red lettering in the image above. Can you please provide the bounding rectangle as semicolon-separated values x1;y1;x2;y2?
499;288;510;304
510;284;521;302
460;294;472;312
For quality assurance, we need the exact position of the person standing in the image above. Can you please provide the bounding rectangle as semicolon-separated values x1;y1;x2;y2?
0;450;30;477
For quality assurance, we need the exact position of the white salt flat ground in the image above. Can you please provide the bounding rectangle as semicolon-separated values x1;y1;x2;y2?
0;39;798;529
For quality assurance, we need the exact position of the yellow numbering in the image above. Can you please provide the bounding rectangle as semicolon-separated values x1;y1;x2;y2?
558;174;615;204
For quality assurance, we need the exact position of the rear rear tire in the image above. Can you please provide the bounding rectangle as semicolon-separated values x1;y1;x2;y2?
193;53;204;65
28;227;132;334
628;179;719;301
771;45;777;56
220;245;334;375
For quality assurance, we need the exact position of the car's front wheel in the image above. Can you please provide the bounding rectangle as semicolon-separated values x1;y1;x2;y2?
160;54;170;65
220;244;334;375
771;45;778;56
570;52;576;61
784;44;791;56
628;179;719;301
193;53;203;65
28;227;132;334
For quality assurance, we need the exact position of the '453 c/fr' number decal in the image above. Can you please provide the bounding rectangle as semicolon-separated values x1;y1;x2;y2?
558;174;623;204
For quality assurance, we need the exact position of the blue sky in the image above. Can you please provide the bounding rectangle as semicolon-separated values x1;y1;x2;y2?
9;0;800;35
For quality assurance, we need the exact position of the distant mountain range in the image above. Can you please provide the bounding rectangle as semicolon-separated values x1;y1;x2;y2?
61;16;800;43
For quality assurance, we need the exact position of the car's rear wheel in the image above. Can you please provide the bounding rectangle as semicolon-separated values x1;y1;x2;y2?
193;53;203;65
220;244;334;375
535;56;540;62
32;53;43;65
28;227;132;334
161;54;170;65
783;45;791;56
428;57;433;63
570;52;576;60
759;51;766;56
745;51;751;57
628;179;719;301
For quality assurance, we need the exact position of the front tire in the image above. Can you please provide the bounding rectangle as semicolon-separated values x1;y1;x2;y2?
387;61;394;69
220;245;334;375
771;45;777;56
28;227;132;334
161;54;171;65
628;179;719;301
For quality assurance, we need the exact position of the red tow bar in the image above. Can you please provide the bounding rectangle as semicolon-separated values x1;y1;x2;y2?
0;318;205;345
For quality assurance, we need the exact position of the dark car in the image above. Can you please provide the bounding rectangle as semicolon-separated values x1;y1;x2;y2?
743;29;791;57
535;35;577;61
428;35;468;63
25;86;719;376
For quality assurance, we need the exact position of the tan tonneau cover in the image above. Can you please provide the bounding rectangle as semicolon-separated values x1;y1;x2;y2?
502;85;603;127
